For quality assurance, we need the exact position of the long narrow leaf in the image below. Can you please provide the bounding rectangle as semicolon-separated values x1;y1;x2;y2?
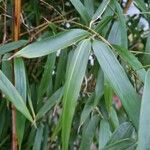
62;39;91;150
93;40;141;129
0;40;27;55
138;69;150;150
13;29;89;58
92;0;110;22
70;0;90;24
0;70;33;123
14;58;27;150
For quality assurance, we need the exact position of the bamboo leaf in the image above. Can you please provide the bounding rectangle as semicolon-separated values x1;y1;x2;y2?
92;0;110;22
143;33;150;65
107;122;134;145
84;0;94;17
14;29;90;58
0;70;33;123
113;0;128;48
38;53;56;100
70;0;91;24
138;69;150;150
99;119;111;150
0;40;27;55
14;58;27;150
114;45;146;82
36;87;63;120
103;138;136;150
33;124;44;150
93;40;141;129
95;16;112;33
79;115;99;150
62;39;91;150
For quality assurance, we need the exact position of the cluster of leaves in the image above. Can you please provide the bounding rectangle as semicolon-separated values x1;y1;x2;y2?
0;0;150;149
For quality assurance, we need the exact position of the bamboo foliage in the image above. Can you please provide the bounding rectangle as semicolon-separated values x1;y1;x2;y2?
0;0;150;149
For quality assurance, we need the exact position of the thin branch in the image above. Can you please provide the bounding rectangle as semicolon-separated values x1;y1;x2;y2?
123;0;133;14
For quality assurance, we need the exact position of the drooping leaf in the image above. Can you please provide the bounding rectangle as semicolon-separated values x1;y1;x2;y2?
109;107;119;130
54;50;67;90
138;69;150;150
84;0;94;17
144;33;150;65
92;0;110;22
134;0;148;16
104;81;113;113
99;119;111;150
38;53;56;100
70;0;91;24
62;39;91;150
0;40;27;55
93;40;141;129
107;122;134;145
36;87;63;120
14;29;90;58
2;54;13;82
113;0;128;48
33;124;44;150
95;16;113;33
108;21;122;46
114;45;146;82
80;93;95;125
14;58;27;150
103;138;136;150
0;70;33;123
79;115;100;150
94;69;104;105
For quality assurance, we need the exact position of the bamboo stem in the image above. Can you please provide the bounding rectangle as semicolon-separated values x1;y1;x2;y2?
12;0;21;149
123;0;133;14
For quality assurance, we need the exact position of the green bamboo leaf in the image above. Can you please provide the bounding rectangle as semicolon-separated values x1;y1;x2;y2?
109;107;119;130
95;16;112;33
113;0;127;48
38;53;56;100
99;119;111;150
36;87;63;120
0;70;33;123
107;122;134;145
42;125;49;150
104;81;113;113
70;0;91;24
14;58;27;150
2;54;13;82
114;45;146;82
134;0;148;13
0;40;27;55
94;69;104;105
144;33;150;65
138;69;150;150
92;0;110;22
84;0;94;17
108;21;122;46
80;93;95;125
14;29;90;58
54;50;67;90
93;40;141;129
103;138;136;150
79;115;99;150
33;124;44;150
62;39;91;150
